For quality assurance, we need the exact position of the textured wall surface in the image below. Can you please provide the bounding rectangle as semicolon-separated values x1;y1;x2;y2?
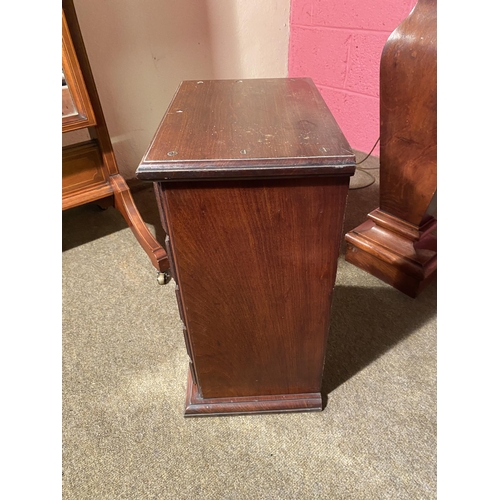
72;0;290;179
288;0;417;154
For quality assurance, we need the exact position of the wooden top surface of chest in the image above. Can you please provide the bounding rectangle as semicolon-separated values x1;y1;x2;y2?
136;78;355;181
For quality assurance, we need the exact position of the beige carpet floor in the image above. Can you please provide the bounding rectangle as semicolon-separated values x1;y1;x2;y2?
62;151;436;499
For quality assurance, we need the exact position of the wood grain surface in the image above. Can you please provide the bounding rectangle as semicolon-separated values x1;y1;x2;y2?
137;78;355;181
379;0;437;226
159;176;350;399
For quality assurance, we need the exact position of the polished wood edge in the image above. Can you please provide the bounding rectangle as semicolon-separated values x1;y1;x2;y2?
109;175;169;272
140;156;356;167
62;9;96;133
368;208;437;241
345;218;437;297
62;111;95;134
184;370;322;417
62;184;114;210
137;164;356;182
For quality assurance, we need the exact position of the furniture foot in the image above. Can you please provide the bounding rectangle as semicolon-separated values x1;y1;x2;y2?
345;209;436;298
184;370;323;417
156;270;171;286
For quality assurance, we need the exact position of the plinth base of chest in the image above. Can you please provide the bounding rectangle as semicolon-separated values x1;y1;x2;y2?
184;371;323;417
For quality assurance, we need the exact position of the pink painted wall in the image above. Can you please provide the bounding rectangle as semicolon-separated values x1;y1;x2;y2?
288;0;417;155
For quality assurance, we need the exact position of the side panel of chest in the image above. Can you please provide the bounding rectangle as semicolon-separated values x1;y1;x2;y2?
158;176;349;403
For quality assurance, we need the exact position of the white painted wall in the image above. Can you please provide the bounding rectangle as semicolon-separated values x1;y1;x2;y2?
68;0;290;179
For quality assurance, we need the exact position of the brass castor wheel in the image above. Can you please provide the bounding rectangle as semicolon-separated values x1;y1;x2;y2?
156;270;171;285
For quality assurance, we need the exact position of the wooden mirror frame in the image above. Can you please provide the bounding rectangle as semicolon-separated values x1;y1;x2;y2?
62;9;96;133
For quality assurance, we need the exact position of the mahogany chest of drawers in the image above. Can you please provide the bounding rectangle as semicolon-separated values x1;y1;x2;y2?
137;78;355;416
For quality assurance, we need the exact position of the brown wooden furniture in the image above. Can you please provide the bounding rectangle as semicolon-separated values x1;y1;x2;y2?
137;78;355;416
62;0;169;276
345;0;437;298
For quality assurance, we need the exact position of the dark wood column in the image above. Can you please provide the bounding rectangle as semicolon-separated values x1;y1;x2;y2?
345;0;437;298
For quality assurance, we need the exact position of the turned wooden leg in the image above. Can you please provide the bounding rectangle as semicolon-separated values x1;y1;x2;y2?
345;0;437;298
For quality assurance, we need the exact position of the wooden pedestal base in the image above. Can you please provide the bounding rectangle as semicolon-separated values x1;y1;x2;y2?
345;209;436;298
184;371;322;417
